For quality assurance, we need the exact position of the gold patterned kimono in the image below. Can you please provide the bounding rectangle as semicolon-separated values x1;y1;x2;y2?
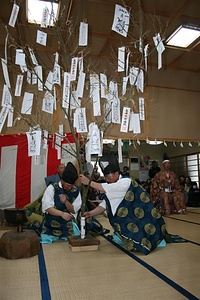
151;170;186;216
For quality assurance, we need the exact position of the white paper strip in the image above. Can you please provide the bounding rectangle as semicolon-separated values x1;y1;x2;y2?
90;74;101;116
59;125;64;138
139;37;143;53
118;138;123;163
70;91;80;109
42;130;48;149
28;48;38;65
118;46;125;72
20;64;28;73
70;57;78;81
136;69;144;93
52;62;61;85
55;134;62;159
55;52;59;64
15;49;26;66
120;107;130;132
78;57;84;74
32;70;37;85
26;130;42;156
153;33;165;70
88;123;101;155
41;7;49;28
122;76;129;95
112;97;120;124
74;108;87;133
4;34;8;68
100;73;107;98
132;113;141;133
2;84;12;108
173;141;176;147
77;71;85;98
35;65;43;91
27;70;31;84
144;44;149;71
7;107;14;127
79;22;88;46
112;4;130;37
54;86;57;110
62;72;71;108
129;67;139;86
21;92;34;115
44;71;53;90
1;59;11;88
42;91;54;114
14;74;23;96
104;102;112;123
109;82;120;123
129;112;133;131
139;97;145;120
8;3;19;27
126;51;131;76
106;81;114;102
36;30;47;46
0;106;9;133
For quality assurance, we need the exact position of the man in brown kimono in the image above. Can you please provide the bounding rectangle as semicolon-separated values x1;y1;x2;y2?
151;156;186;216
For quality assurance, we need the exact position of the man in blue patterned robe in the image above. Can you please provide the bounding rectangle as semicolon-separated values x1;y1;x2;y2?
79;154;167;255
41;162;82;243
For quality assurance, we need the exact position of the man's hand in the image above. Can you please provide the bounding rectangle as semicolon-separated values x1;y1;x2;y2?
84;211;92;218
59;194;67;204
61;212;73;221
79;174;89;185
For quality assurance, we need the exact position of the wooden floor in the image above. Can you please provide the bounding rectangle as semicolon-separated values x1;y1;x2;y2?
0;208;200;300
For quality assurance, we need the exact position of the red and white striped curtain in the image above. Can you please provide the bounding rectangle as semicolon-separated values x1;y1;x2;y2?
0;133;76;209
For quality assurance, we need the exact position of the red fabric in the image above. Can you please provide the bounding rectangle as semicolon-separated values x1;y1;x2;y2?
16;136;32;208
0;133;77;208
46;134;61;176
0;134;31;208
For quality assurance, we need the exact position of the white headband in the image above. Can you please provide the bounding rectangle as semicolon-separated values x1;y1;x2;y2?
162;159;170;164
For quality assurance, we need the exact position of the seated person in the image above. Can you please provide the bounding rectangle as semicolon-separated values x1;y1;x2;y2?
45;163;65;187
79;154;167;255
24;191;45;233
185;176;192;193
151;155;186;216
92;166;101;180
149;161;161;179
24;163;75;233
120;166;130;177
80;152;94;178
180;183;188;205
40;162;82;243
179;175;186;186
187;182;200;207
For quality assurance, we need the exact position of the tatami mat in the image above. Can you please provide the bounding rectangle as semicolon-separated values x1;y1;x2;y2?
0;209;200;300
0;248;41;299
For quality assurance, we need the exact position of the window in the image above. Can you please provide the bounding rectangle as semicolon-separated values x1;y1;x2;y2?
27;0;59;26
170;153;200;186
166;25;200;48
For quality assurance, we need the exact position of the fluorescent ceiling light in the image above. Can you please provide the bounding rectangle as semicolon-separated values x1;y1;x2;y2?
103;139;115;145
148;140;163;145
166;25;200;48
27;0;59;26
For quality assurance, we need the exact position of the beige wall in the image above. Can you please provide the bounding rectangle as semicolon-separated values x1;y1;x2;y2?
147;87;199;141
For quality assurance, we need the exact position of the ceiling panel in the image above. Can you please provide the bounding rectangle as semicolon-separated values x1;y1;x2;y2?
0;0;200;90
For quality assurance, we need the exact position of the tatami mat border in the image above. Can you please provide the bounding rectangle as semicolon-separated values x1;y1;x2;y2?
101;233;199;300
167;216;200;225
38;245;51;300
